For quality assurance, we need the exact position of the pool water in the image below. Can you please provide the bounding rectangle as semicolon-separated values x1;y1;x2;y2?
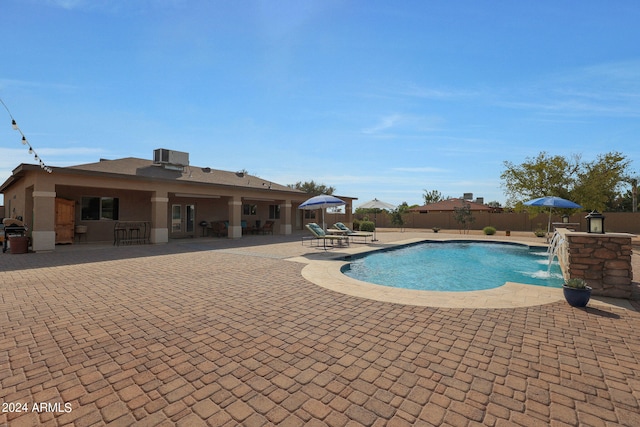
343;241;564;292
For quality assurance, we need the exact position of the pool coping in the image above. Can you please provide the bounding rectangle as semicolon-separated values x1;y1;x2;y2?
290;236;635;309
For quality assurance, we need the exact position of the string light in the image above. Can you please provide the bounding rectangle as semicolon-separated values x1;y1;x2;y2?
1;97;53;173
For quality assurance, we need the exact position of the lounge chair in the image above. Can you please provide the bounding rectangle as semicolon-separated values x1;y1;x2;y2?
209;221;228;237
304;223;349;249
259;220;275;235
242;220;256;235
333;222;373;243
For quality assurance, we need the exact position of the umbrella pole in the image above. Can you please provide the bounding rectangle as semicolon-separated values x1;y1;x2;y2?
322;208;327;250
372;212;378;242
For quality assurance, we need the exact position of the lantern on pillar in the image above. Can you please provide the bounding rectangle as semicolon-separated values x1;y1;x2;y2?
585;210;605;234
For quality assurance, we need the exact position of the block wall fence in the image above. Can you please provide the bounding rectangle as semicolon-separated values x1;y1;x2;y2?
357;211;640;235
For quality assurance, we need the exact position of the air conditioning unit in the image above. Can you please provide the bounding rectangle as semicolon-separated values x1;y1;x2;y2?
153;149;189;167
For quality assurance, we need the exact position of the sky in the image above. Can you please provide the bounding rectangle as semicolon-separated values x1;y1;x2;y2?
1;0;639;209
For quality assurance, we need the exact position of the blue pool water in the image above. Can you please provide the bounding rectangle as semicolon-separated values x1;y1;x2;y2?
342;241;564;292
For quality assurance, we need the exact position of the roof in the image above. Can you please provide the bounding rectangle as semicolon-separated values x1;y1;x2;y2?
1;157;360;204
0;157;304;196
66;157;298;192
409;198;492;213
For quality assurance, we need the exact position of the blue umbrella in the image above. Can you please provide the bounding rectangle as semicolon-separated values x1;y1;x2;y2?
524;196;582;233
299;194;345;231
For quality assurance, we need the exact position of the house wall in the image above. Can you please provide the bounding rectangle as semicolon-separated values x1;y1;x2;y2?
2;178;29;221
56;185;153;242
2;166;356;249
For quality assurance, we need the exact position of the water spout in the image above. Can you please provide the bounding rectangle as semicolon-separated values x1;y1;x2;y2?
547;230;563;271
547;229;569;280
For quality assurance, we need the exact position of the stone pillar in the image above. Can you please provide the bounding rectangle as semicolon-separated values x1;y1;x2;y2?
32;190;56;252
228;197;242;239
280;201;292;235
566;232;634;298
150;193;169;244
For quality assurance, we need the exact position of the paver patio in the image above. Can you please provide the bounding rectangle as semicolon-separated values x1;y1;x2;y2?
1;230;639;426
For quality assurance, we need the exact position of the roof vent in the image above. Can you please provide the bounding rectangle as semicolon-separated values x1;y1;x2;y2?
153;148;189;169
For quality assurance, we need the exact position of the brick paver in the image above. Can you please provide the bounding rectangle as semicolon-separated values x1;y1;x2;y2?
1;232;639;426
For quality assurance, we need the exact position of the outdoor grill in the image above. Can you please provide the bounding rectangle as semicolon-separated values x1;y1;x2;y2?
2;219;28;253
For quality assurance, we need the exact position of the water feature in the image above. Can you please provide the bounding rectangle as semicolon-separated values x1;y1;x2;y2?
547;230;568;279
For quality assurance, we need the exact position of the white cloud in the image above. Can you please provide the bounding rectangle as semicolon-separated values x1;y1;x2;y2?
498;60;640;118
46;0;86;9
392;166;449;173
361;113;444;136
361;114;403;135
398;84;480;100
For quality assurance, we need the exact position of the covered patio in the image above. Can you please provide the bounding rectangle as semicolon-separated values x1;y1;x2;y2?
0;152;355;251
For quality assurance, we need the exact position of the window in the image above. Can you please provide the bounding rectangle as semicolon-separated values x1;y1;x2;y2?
269;205;280;219
243;204;257;215
304;210;316;219
81;197;119;220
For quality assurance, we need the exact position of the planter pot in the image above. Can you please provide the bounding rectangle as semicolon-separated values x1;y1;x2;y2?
505;231;511;236
563;285;592;307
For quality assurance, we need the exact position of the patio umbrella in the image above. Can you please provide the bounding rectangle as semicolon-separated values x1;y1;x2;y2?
358;198;396;241
298;194;346;231
523;196;582;234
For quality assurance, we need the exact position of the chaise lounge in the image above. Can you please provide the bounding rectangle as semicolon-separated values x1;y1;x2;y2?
333;222;373;243
304;223;349;249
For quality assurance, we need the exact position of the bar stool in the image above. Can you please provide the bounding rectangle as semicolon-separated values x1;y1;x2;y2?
75;225;88;242
114;224;128;245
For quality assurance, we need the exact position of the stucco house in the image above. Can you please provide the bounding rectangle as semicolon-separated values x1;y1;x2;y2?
0;149;355;252
409;198;492;213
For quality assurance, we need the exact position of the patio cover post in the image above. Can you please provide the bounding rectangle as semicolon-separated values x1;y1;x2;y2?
150;193;169;244
280;201;292;235
31;188;56;252
228;196;242;239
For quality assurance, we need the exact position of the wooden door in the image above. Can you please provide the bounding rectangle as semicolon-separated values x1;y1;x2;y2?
55;198;75;244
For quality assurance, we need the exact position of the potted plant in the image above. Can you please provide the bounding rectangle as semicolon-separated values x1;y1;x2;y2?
432;227;440;233
505;230;511;236
563;278;592;307
534;229;546;238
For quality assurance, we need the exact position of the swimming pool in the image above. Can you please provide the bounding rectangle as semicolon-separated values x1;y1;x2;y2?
342;241;564;292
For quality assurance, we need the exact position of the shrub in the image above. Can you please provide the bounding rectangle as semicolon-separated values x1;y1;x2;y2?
483;226;496;235
359;221;375;232
352;219;361;231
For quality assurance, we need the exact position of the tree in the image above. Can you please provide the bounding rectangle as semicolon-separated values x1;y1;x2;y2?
453;202;475;234
572;152;632;211
390;202;410;230
423;189;444;205
288;180;336;195
500;151;632;211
